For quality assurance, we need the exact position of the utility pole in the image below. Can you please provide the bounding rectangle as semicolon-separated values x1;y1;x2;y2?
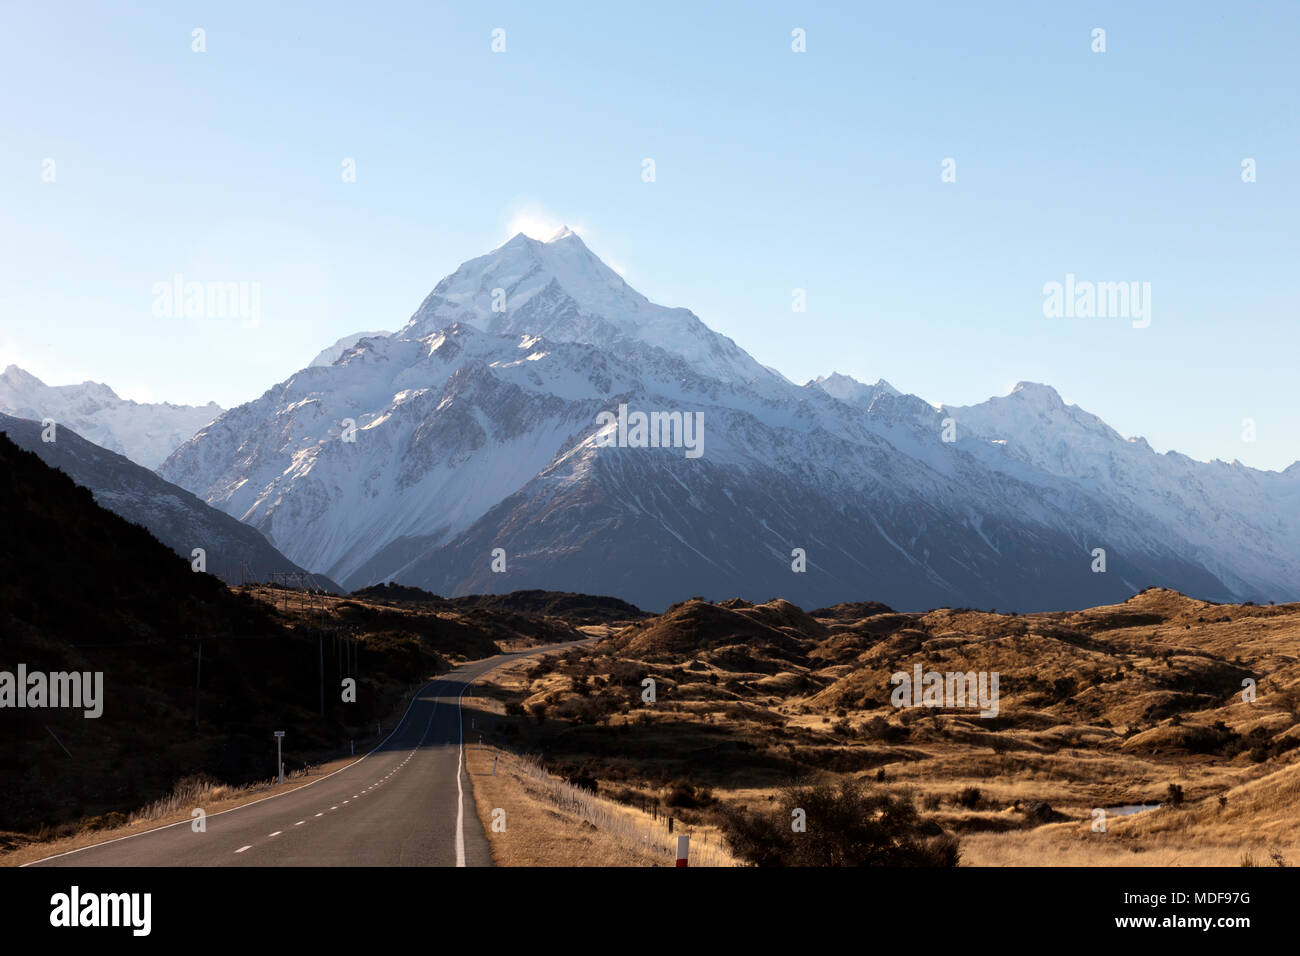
194;635;202;732
318;630;325;716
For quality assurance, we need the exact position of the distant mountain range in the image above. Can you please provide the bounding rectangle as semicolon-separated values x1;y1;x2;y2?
0;364;221;469
38;227;1295;612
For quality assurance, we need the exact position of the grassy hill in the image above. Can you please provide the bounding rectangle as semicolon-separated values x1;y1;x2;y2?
472;589;1300;866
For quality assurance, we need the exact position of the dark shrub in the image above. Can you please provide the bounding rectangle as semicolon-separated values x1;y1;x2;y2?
663;780;714;809
717;779;960;867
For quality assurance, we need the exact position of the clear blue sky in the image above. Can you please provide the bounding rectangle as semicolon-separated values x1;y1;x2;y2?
2;1;1297;469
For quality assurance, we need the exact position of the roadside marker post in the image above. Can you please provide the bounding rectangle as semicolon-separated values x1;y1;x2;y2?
676;835;689;867
274;731;285;784
492;756;497;776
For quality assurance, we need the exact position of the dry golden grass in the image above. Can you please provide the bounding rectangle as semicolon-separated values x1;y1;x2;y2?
474;589;1300;866
961;763;1300;867
466;744;736;867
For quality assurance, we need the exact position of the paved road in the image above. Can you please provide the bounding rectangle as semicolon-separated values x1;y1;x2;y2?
28;647;567;867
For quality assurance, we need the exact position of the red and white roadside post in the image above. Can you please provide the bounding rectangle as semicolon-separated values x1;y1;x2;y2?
676;835;690;867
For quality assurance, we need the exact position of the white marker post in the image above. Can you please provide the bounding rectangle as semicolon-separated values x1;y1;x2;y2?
676;834;689;868
274;731;285;783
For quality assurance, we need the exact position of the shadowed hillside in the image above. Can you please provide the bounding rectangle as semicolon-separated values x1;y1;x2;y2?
0;434;573;839
0;413;341;591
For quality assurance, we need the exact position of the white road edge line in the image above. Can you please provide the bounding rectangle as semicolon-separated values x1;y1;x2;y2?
454;641;588;867
455;675;474;867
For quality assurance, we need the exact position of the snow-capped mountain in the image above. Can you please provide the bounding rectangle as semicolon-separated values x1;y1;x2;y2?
159;228;1300;610
0;365;222;469
941;383;1300;602
403;228;787;391
0;413;337;590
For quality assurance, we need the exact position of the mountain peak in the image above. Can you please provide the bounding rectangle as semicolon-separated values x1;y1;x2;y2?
810;372;900;405
812;372;855;387
1;364;44;388
496;231;536;251
399;226;781;388
495;225;584;251
1009;381;1064;407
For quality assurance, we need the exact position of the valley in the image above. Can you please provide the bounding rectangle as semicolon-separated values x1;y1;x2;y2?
3;228;1297;870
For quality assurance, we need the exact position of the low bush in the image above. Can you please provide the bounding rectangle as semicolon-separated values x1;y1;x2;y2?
716;779;960;867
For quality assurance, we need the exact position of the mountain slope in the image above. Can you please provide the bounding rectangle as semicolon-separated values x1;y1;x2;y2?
942;382;1300;601
158;228;1300;612
395;412;1234;612
0;413;339;590
0;430;304;830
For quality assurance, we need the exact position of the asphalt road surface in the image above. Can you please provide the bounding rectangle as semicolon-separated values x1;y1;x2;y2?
28;646;572;867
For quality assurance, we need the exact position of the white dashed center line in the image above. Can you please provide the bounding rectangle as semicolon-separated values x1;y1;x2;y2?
235;845;252;854
268;831;281;837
